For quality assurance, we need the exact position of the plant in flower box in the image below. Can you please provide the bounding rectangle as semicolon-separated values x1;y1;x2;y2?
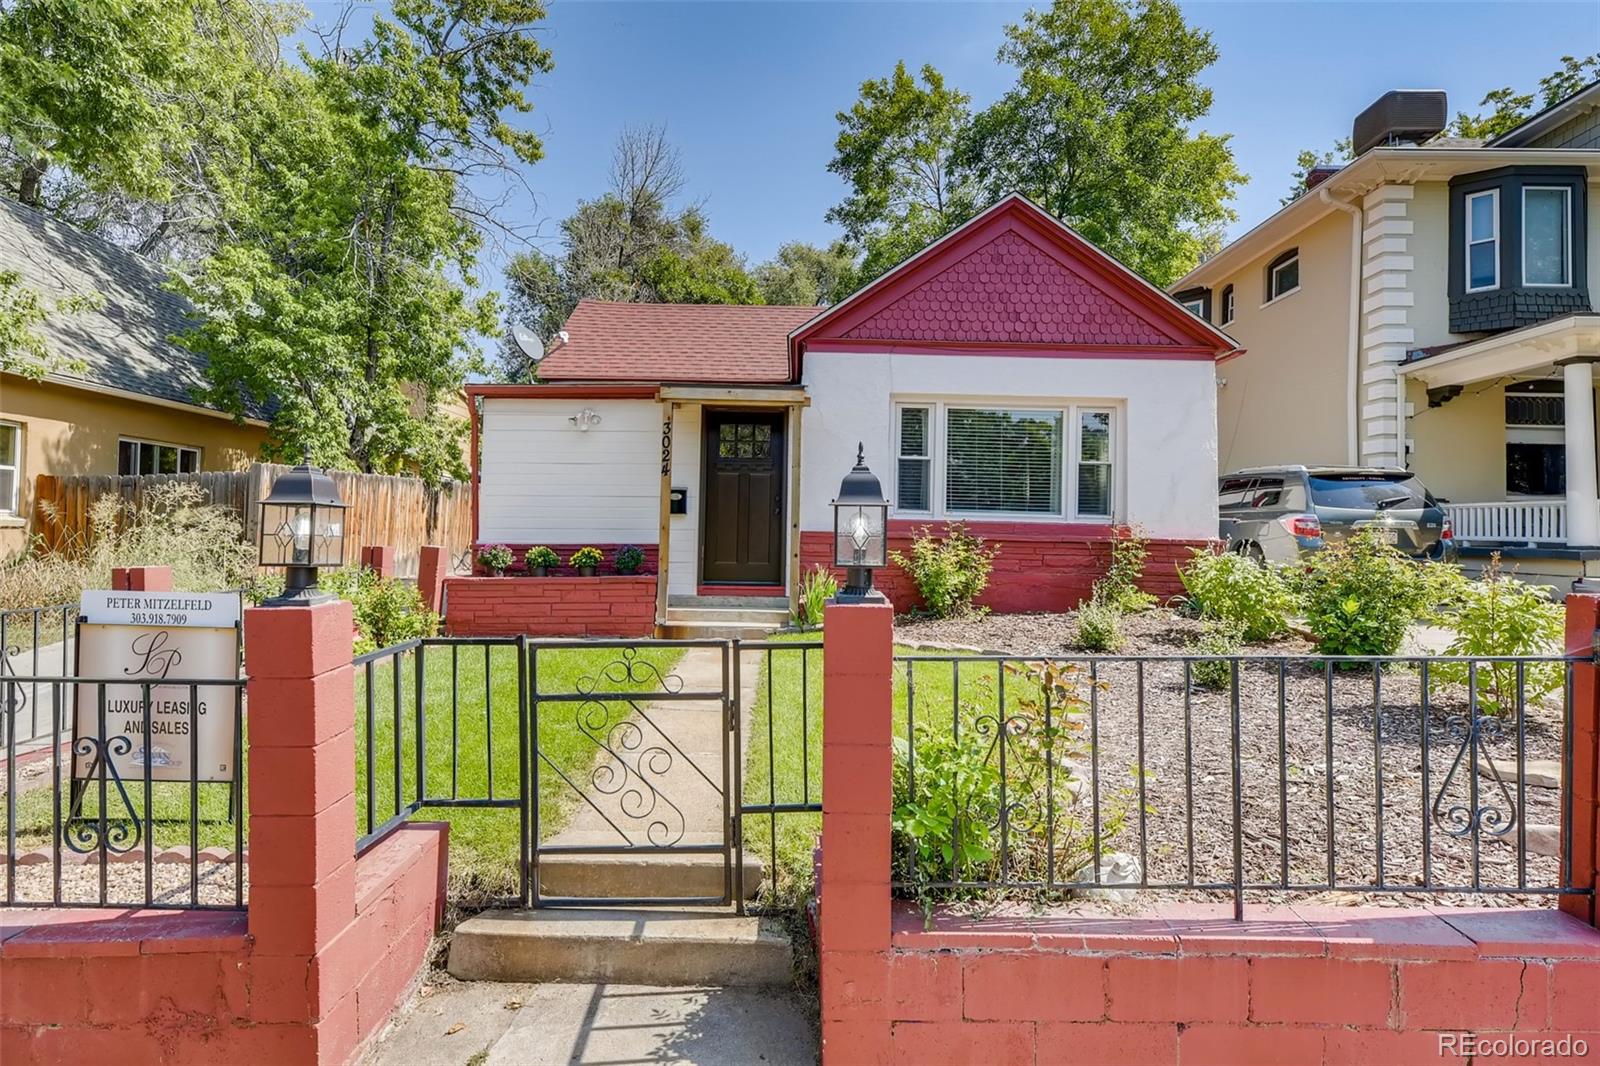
615;545;645;575
525;545;559;577
477;544;514;576
569;546;604;576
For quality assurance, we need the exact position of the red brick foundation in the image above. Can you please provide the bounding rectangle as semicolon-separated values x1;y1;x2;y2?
443;575;657;637
800;523;1207;615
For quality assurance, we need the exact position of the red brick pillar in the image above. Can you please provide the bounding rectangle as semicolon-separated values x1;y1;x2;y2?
1564;593;1600;926
110;565;173;591
820;594;895;1064
359;546;395;578
244;599;360;1063
418;545;446;616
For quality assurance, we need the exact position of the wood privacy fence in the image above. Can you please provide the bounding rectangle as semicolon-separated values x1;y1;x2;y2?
32;463;471;578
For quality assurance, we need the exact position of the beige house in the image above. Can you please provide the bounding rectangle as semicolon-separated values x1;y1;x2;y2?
0;199;269;559
1173;82;1600;583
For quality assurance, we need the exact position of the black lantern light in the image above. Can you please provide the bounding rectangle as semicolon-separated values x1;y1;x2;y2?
831;443;889;599
258;453;346;606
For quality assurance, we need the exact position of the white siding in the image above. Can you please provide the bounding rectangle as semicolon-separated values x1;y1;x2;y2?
666;403;702;596
799;353;1218;540
478;398;661;543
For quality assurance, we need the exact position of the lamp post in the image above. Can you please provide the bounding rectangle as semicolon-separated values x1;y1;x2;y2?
831;443;889;600
258;454;347;606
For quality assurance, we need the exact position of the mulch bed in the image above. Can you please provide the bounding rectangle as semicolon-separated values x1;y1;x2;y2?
893;609;1566;910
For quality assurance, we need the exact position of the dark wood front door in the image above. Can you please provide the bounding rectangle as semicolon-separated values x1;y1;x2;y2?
701;411;785;585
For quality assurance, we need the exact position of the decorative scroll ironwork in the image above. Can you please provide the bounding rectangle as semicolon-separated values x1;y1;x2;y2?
63;735;143;854
1431;712;1517;839
0;647;25;740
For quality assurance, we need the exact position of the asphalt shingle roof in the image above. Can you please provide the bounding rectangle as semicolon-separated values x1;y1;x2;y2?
0;198;238;414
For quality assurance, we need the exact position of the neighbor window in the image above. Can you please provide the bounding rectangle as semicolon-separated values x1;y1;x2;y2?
1523;187;1571;286
1219;285;1235;325
1505;381;1564;497
0;422;19;515
118;438;200;476
1266;249;1299;302
1181;297;1204;317
896;405;931;513
1466;189;1499;292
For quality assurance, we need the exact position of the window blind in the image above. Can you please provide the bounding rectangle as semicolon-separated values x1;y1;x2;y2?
897;406;931;512
945;408;1062;514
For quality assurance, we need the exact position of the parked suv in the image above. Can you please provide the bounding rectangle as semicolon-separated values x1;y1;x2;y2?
1218;466;1455;564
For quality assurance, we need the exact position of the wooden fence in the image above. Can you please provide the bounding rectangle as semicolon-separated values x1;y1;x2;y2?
31;464;471;578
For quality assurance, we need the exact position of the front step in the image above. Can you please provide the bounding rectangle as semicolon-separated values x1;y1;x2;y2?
447;908;793;986
537;851;765;901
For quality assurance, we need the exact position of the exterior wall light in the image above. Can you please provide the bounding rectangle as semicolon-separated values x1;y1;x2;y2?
831;443;889;599
258;454;347;606
570;408;602;431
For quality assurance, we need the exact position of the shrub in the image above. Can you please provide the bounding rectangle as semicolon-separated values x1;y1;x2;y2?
1190;619;1244;690
319;567;439;655
890;523;996;619
1073;600;1124;652
525;545;559;570
1298;529;1432;657
1177;548;1295;642
568;546;604;570
1094;526;1157;612
792;564;838;629
1433;555;1565;714
615;545;645;575
477;544;514;572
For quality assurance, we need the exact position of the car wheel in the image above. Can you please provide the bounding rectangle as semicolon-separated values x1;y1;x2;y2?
1244;543;1267;567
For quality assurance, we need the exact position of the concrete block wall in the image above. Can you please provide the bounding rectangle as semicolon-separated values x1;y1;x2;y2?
442;575;657;637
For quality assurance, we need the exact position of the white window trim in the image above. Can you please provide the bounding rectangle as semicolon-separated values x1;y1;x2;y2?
1465;188;1500;293
1181;298;1205;317
887;399;1122;524
1263;253;1301;308
0;420;20;516
1521;185;1571;288
118;436;201;476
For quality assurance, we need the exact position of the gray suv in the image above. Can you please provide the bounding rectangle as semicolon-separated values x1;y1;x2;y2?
1218;466;1456;564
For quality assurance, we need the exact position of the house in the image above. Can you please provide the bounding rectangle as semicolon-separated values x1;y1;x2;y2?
1170;82;1600;584
0;198;269;558
464;195;1238;633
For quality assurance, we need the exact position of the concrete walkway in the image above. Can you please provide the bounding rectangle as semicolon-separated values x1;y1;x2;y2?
365;980;816;1066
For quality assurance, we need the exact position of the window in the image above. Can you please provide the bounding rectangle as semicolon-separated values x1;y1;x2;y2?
0;422;19;516
947;408;1063;515
1076;410;1114;518
1505;381;1564;496
117;438;200;476
895;405;931;512
1266;249;1299;303
1181;297;1204;317
1465;189;1499;292
1523;187;1571;286
1173;287;1209;320
1219;285;1234;325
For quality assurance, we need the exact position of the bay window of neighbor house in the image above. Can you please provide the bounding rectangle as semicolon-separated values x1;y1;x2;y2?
1523;187;1571;287
1466;189;1499;292
893;402;1116;521
1505;381;1564;497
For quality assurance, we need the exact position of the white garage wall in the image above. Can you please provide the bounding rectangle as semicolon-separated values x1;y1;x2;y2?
799;353;1219;540
478;397;662;544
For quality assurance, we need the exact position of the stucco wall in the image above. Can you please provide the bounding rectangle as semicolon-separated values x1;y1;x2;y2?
800;351;1218;540
477;397;662;545
1403;377;1507;504
0;375;267;558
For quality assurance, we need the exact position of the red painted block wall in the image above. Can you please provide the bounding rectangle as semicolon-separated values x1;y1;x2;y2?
443;575;657;637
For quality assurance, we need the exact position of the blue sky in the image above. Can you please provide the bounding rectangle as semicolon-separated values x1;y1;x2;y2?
310;1;1598;284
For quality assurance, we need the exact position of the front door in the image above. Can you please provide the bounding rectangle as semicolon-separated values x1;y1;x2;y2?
701;411;785;585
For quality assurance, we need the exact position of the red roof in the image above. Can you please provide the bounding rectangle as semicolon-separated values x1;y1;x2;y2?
536;300;819;384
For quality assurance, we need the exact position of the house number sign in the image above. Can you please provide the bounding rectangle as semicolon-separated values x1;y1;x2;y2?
661;418;673;476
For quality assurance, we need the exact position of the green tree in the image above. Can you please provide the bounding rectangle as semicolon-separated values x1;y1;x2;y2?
753;240;860;306
1450;53;1600;139
0;269;100;378
1282;138;1352;205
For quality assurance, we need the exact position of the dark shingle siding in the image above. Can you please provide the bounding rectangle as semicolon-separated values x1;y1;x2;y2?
1448;288;1592;333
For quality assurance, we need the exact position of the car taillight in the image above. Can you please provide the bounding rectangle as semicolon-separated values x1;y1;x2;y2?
1279;514;1322;539
1441;516;1453;541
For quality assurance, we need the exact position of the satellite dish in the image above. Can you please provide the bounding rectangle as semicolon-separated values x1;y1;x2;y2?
511;323;545;364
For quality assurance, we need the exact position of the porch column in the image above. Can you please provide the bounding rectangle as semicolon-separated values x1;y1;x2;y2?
1565;360;1600;547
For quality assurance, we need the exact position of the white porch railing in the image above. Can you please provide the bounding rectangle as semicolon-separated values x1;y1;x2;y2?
1444;501;1566;545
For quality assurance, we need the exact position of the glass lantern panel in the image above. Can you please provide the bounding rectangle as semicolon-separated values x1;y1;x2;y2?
833;503;887;568
311;505;345;567
261;502;314;566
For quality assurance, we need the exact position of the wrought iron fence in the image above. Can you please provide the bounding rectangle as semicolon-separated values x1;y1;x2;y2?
892;651;1589;917
1;603;78;753
1;673;246;910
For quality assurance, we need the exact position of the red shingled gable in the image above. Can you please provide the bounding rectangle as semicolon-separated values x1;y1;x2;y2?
535;300;817;384
789;194;1238;370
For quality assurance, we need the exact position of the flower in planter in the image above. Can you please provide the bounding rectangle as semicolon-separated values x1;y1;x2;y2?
525;545;560;576
615;545;644;575
477;544;515;575
569;546;604;575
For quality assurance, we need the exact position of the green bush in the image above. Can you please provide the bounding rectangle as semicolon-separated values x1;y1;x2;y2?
792;564;838;629
1190;619;1244;689
890;523;997;619
615;545;645;574
1177;548;1296;642
477;544;514;572
319;567;439;655
525;545;559;570
1299;529;1433;657
1094;526;1157;612
568;546;604;569
1433;556;1565;714
1073;600;1124;652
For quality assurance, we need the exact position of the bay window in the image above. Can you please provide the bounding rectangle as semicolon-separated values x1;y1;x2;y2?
1466;189;1499;292
1523;187;1570;287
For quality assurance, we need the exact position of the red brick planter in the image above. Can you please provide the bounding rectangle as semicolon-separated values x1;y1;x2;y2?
442;575;657;638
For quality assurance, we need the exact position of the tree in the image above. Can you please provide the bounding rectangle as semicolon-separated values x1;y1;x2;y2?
1282;137;1352;205
0;269;100;379
1450;53;1600;140
753;240;860;306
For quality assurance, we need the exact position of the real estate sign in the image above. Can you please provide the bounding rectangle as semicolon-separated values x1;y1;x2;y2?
73;591;241;783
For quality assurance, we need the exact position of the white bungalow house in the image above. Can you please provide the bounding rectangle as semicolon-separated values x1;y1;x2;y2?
467;195;1238;634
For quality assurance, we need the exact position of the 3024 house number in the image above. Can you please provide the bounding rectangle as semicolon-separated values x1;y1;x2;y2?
661;419;672;476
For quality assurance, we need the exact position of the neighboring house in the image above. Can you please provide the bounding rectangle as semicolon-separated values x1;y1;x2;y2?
0;198;269;558
469;195;1238;629
1171;81;1600;584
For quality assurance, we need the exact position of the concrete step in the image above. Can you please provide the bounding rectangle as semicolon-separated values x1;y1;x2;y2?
537;851;765;901
664;606;790;626
669;594;789;611
658;620;788;640
447;907;793;987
